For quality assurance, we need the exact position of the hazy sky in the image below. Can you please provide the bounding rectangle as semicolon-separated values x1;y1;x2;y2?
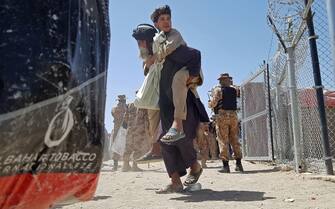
105;0;275;132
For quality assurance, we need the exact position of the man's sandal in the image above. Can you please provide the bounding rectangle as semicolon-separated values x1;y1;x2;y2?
183;168;203;186
155;184;184;194
160;128;185;143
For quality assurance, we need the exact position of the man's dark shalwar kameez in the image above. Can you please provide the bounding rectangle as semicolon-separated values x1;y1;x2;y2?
159;45;209;177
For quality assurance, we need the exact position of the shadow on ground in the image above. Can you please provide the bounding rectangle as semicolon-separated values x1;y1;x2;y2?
239;168;280;174
202;166;222;170
202;167;279;174
53;196;112;208
91;195;112;201
100;168;166;173
170;190;275;202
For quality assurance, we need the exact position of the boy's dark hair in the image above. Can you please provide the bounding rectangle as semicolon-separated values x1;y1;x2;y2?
150;5;171;23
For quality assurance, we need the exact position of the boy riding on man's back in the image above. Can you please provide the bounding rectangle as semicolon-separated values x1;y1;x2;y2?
147;5;203;143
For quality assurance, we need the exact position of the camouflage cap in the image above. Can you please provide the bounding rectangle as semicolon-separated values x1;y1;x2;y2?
217;73;230;80
117;95;126;101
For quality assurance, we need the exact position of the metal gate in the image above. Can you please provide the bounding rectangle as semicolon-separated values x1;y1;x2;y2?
241;67;273;161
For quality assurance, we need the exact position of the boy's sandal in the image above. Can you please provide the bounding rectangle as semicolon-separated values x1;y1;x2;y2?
160;128;185;143
183;168;203;186
155;184;184;194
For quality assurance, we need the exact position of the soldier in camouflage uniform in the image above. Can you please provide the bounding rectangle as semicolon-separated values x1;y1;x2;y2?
194;121;219;168
194;123;209;168
111;95;127;171
122;103;150;172
208;73;243;173
207;121;219;160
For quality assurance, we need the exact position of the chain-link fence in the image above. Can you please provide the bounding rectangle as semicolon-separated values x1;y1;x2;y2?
241;69;273;161
242;0;335;174
313;1;335;160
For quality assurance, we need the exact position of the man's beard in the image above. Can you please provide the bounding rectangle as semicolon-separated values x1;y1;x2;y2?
139;47;150;60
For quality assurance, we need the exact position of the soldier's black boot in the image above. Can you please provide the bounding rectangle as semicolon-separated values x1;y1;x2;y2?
219;160;230;173
235;158;244;172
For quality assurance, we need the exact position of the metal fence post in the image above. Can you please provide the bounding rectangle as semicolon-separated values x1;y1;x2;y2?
287;46;302;173
305;0;334;175
266;63;275;161
274;85;283;160
241;86;247;157
326;0;335;75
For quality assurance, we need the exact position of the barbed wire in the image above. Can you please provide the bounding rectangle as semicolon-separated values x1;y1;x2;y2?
243;0;335;173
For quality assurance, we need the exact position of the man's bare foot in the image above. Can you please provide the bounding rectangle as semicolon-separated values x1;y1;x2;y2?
155;183;183;194
184;167;203;186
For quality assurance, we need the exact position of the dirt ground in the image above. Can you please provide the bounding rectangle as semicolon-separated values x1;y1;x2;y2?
58;160;335;209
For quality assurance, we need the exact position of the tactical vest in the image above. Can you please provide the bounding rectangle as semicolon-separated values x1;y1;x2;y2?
214;86;237;113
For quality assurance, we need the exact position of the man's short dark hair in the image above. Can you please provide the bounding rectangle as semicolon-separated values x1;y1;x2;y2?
151;5;171;23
